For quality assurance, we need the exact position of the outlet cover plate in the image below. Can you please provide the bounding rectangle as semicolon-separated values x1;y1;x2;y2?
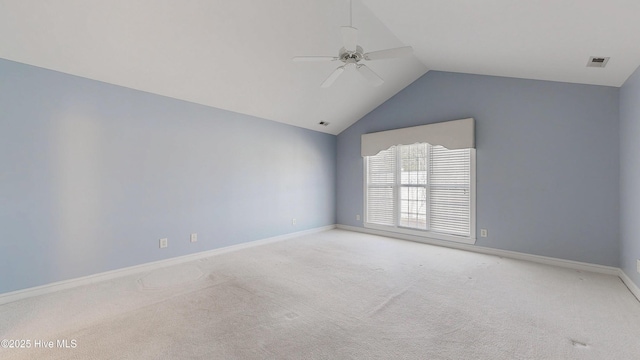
159;238;168;248
637;259;640;273
480;229;488;237
190;233;197;243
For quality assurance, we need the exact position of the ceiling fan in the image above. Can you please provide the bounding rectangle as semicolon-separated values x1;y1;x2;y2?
293;0;413;88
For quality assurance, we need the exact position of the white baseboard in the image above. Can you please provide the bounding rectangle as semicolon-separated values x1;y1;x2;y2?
619;269;640;302
336;224;620;276
0;225;336;306
4;224;637;306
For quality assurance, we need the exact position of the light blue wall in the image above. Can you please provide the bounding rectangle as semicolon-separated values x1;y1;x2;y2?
337;71;620;266
0;58;336;294
0;55;628;294
620;65;640;288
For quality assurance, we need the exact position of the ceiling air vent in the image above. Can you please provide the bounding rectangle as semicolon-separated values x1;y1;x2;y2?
587;56;610;68
319;121;330;126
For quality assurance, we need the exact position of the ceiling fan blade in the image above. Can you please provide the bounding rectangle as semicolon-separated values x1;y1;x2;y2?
292;56;338;62
364;46;413;61
321;66;345;88
341;26;358;52
357;64;384;87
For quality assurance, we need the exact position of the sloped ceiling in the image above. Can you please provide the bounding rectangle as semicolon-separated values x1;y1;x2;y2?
362;0;640;89
1;1;639;135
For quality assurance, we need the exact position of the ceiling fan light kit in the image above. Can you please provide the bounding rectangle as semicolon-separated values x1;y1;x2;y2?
293;0;413;88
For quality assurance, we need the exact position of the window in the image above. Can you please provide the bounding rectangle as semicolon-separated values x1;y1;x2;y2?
365;142;475;244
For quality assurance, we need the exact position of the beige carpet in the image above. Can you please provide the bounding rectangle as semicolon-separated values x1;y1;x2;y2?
1;229;639;359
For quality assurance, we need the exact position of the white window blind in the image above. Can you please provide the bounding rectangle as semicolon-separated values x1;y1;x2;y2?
430;145;471;237
365;142;474;243
366;147;395;227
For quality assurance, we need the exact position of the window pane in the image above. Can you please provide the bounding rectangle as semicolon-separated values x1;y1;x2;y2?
399;186;427;230
400;143;428;185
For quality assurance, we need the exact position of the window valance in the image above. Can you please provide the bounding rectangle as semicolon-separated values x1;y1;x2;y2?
361;118;475;157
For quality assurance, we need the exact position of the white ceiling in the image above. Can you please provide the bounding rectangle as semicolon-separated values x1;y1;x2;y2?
1;1;639;135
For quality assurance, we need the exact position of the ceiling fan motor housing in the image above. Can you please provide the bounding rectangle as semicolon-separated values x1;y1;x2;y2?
339;46;364;64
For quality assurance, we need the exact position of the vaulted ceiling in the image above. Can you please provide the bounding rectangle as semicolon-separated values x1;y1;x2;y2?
1;0;639;135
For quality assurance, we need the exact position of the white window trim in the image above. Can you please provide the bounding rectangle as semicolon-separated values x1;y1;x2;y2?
363;148;476;245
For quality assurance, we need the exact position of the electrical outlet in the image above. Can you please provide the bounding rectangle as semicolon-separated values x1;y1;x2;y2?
292;218;296;225
159;238;168;248
637;259;640;273
480;229;488;238
190;233;197;243
356;215;361;221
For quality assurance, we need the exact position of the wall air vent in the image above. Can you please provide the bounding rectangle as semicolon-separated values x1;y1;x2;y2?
587;56;610;68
